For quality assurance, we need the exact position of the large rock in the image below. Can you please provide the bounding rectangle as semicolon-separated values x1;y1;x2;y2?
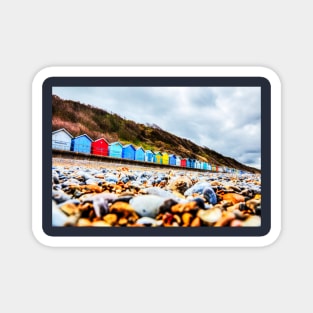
129;195;165;218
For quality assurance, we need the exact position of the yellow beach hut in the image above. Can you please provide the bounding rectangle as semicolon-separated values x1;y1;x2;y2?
162;152;169;165
154;152;163;164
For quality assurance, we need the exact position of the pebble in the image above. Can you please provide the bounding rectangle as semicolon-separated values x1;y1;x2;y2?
198;208;222;225
167;175;193;194
245;199;261;213
242;215;261;227
51;162;262;228
52;190;71;204
52;200;68;226
184;181;212;196
221;193;245;204
141;186;183;202
203;187;218;205
136;217;163;226
129;195;165;218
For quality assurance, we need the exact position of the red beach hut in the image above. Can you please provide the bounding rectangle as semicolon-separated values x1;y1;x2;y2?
91;138;109;156
180;158;187;167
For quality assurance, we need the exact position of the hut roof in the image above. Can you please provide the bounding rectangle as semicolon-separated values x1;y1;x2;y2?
73;134;93;141
136;146;145;151
52;128;73;138
123;144;136;149
93;137;109;144
109;141;123;147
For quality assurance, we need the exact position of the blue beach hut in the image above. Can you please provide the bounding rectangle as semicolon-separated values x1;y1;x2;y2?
108;142;123;158
186;158;192;168
202;162;208;170
189;159;196;169
135;147;145;162
145;150;155;162
207;163;212;171
169;154;176;166
122;144;136;160
186;158;191;168
71;134;92;153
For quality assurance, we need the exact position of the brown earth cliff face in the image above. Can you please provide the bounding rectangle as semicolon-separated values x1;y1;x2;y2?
52;95;260;174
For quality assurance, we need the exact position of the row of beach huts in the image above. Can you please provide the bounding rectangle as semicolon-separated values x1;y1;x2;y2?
52;128;246;173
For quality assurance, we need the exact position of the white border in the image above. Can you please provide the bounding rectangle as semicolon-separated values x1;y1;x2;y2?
32;66;281;247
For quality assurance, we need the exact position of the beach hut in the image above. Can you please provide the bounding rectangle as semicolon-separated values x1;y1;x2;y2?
135;147;145;162
122;144;136;160
207;163;212;171
154;152;163;164
185;159;190;168
52;128;73;151
108;142;123;158
162;152;169;165
211;165;216;171
169;154;177;166
195;160;201;169
180;158;187;167
202;162;208;170
145;150;155;162
71;134;92;154
186;158;192;168
189;159;197;168
175;156;181;166
91;138;109;156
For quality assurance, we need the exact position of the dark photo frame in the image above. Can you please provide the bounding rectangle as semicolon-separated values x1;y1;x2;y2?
32;66;281;247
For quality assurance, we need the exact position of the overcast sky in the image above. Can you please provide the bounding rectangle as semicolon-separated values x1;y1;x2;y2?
53;86;261;169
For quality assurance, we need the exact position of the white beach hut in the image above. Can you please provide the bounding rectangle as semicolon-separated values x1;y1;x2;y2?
52;128;73;151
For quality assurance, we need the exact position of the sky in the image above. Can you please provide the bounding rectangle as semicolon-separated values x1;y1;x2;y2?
53;86;261;169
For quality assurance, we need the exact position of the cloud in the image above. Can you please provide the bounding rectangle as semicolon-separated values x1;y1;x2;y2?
53;86;261;169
